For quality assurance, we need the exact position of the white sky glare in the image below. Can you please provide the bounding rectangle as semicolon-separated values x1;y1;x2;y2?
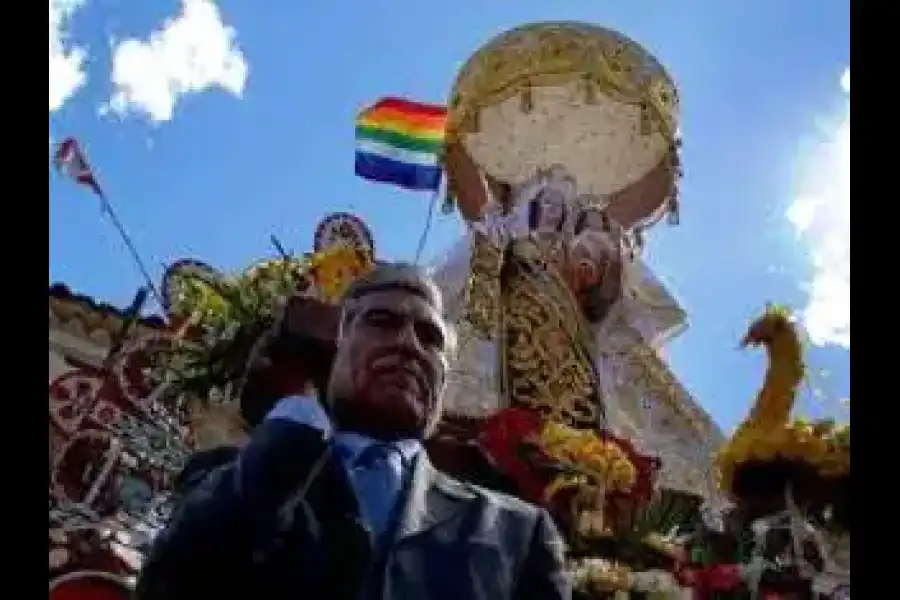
105;0;249;123
49;0;88;114
787;68;850;348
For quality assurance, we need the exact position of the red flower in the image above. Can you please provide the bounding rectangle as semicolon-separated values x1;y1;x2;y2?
477;408;549;502
705;564;743;591
596;430;660;507
675;563;743;599
674;565;699;588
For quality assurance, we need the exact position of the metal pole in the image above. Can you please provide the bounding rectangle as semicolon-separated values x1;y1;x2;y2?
414;188;440;265
96;192;164;308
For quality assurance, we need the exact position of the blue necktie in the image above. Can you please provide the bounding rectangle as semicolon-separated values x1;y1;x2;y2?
349;443;403;536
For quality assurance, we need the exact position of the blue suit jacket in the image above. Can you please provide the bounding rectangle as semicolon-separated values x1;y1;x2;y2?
136;418;571;600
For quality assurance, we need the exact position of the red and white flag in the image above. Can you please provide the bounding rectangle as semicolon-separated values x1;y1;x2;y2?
52;137;104;197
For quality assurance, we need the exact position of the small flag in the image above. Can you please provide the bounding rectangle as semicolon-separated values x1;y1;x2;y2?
355;97;447;192
52;137;104;197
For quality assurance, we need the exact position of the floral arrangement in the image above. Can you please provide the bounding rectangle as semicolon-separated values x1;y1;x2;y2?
539;421;638;497
476;408;549;502
152;242;373;421
309;244;375;303
153;257;312;406
477;409;640;510
716;419;850;496
571;558;685;598
164;244;373;335
575;555;849;599
166;257;310;332
570;558;635;596
566;490;699;588
701;305;851;597
714;306;850;503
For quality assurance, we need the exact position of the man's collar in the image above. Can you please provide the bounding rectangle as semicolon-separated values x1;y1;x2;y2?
267;395;333;436
333;430;422;465
268;395;425;464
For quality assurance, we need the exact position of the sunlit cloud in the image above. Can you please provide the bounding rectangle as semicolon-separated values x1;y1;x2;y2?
787;68;850;348
49;0;88;114
104;0;248;123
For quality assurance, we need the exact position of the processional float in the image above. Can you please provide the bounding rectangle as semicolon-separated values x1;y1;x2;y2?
48;20;849;600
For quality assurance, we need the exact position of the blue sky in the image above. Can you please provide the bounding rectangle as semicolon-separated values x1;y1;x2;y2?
49;0;850;431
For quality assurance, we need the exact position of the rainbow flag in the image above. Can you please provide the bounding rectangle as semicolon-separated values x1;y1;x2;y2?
355;97;447;192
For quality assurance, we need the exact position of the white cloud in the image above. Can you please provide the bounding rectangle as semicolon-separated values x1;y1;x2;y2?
49;0;88;113
105;0;248;123
787;68;850;348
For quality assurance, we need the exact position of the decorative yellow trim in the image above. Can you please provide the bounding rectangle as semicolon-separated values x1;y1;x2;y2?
447;23;678;146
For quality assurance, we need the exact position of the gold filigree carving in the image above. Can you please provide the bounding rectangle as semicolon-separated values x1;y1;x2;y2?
464;233;604;429
445;22;682;225
447;22;679;146
464;232;504;338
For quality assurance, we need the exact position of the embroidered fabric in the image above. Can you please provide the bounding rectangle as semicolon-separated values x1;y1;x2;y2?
434;167;685;425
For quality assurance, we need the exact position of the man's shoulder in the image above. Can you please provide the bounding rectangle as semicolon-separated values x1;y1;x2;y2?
175;446;241;494
435;467;543;520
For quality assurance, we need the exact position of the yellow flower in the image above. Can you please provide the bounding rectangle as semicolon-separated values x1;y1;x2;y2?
537;422;637;492
310;245;374;303
571;558;634;592
716;416;850;494
544;474;584;502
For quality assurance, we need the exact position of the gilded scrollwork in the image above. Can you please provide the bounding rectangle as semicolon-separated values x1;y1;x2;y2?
445;21;682;227
468;235;603;429
464;231;504;338
447;22;679;145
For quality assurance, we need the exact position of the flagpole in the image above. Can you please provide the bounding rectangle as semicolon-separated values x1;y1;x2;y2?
52;137;164;310
414;187;440;265
103;286;150;369
96;190;164;308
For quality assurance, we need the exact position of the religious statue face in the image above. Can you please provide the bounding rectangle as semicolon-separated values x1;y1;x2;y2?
517;165;576;234
537;187;568;231
523;186;569;235
568;232;613;293
567;206;626;291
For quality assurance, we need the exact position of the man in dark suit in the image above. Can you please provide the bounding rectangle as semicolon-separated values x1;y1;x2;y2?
137;263;571;600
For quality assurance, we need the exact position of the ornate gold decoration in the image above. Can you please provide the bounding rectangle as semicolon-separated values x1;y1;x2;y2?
447;21;681;221
464;231;504;337
465;234;601;429
448;23;678;141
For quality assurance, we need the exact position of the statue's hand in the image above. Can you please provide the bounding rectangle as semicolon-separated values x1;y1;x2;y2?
444;142;511;220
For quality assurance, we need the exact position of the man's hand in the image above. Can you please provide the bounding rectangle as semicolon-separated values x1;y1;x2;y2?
279;294;342;346
248;295;340;372
239;295;342;425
